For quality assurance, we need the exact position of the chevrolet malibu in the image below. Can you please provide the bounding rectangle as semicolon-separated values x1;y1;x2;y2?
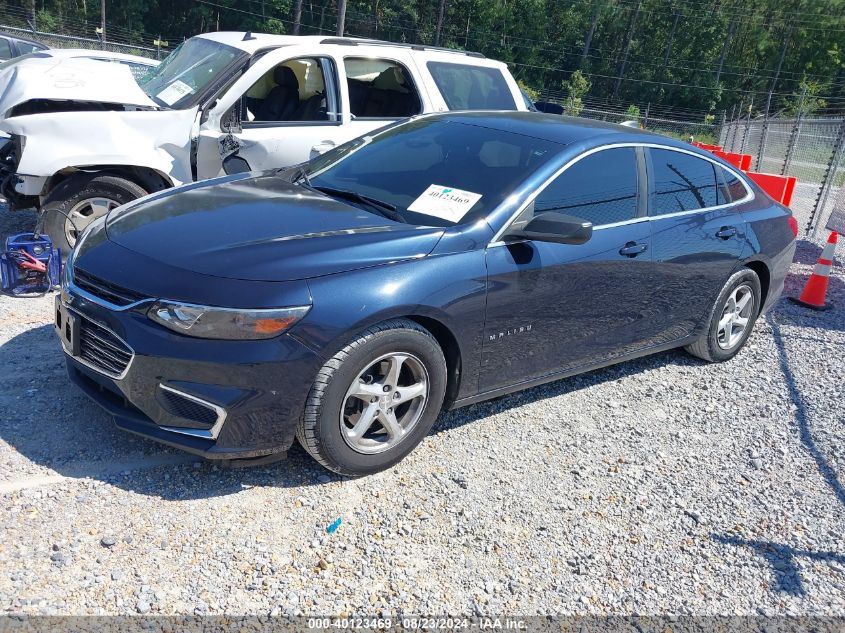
56;112;797;476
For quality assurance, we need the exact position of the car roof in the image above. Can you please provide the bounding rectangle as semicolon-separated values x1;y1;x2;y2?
196;31;493;63
429;110;685;148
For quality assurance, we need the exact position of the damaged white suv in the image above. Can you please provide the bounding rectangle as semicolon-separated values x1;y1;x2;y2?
0;31;527;253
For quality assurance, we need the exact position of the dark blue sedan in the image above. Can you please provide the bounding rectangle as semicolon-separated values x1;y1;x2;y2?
56;112;797;475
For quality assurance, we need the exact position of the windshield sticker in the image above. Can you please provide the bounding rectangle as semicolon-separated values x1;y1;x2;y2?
407;185;482;223
156;80;194;105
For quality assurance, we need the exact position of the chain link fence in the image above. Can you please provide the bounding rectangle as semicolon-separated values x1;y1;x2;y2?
0;23;162;59
720;116;845;237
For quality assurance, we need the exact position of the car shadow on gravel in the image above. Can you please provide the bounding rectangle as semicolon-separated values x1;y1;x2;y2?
0;324;338;500
766;312;845;507
775;272;844;333
710;302;845;597
711;534;845;596
792;238;842;267
434;347;699;434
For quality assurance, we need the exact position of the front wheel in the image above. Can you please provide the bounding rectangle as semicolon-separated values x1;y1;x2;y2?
297;319;447;476
42;174;147;256
685;268;761;362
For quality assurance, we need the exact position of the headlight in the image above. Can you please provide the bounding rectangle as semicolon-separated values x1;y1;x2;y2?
147;301;310;340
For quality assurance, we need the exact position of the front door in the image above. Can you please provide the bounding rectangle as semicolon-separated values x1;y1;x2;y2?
481;146;657;392
196;52;346;179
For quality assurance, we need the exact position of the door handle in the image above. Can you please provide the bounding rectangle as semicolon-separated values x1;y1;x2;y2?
716;226;737;239
619;241;648;257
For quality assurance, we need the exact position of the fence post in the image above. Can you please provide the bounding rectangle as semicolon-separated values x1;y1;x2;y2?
718;110;727;146
782;86;806;176
808;118;845;236
740;97;753;155
781;116;802;176
755;110;769;171
643;102;650;128
730;101;743;152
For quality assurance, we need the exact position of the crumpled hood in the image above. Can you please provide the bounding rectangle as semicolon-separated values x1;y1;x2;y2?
105;173;445;282
0;56;157;117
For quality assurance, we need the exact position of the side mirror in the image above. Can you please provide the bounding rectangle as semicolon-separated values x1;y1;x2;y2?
507;212;593;245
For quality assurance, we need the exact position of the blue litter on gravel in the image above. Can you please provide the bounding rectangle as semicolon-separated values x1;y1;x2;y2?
326;518;342;534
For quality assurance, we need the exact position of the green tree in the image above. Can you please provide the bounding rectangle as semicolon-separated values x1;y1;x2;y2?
563;70;591;116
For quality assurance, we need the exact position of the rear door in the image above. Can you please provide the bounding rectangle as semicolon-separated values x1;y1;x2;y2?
645;146;749;338
481;146;656;392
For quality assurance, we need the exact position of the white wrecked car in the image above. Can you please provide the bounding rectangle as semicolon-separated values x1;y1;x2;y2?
0;31;527;253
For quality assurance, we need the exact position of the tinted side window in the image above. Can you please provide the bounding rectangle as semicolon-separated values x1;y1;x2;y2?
649;148;719;214
534;148;639;225
0;38;12;61
427;62;517;110
344;57;421;119
717;166;748;203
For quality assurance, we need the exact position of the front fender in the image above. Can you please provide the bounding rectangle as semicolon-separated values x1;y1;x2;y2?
3;108;198;186
296;251;488;401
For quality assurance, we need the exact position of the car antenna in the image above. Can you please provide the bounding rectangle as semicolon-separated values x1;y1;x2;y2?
243;31;256;41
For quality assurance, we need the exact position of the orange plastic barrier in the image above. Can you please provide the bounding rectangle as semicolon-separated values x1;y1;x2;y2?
692;142;723;151
744;171;797;207
711;150;752;171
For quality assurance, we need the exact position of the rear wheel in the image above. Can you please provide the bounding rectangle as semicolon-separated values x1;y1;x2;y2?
685;268;761;362
42;174;147;256
296;319;447;476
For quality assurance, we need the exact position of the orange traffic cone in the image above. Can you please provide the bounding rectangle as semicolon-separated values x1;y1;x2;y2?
790;231;838;311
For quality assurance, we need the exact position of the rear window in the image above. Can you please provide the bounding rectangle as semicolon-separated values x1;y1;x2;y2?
717;166;749;204
427;61;517;111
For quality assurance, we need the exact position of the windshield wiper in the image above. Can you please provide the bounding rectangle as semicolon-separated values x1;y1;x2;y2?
312;186;406;223
294;166;312;187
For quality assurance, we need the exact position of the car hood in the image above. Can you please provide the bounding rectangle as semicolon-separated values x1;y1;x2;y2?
0;57;157;117
105;173;446;282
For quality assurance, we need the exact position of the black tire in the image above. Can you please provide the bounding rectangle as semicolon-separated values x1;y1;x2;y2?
42;173;147;257
685;268;762;363
296;319;447;476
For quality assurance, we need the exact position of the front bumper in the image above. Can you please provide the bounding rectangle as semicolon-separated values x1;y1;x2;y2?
0;136;41;209
57;285;323;460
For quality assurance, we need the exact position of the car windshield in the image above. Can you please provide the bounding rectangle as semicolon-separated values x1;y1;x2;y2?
304;118;562;227
137;38;244;109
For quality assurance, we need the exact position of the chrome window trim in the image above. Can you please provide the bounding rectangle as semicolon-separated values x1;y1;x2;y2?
159;384;228;441
488;141;755;247
66;280;153;312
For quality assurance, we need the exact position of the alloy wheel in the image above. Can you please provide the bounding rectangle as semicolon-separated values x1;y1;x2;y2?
340;352;429;455
716;284;754;350
65;197;119;246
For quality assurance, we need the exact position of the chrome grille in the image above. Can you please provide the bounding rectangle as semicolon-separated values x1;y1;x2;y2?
78;316;133;377
73;267;146;307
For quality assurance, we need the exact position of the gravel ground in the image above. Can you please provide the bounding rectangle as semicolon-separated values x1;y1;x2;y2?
0;203;843;617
